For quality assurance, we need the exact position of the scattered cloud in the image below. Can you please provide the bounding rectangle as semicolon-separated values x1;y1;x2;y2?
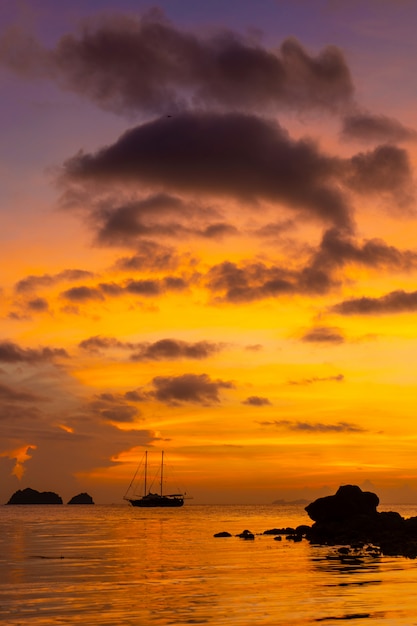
150;373;234;405
131;339;223;361
15;269;94;293
242;396;271;406
89;393;140;423
0;341;69;363
259;419;364;432
332;289;417;315
300;326;345;343
288;374;344;385
342;112;417;144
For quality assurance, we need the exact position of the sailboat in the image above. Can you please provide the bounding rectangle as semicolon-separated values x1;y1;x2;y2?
124;450;185;508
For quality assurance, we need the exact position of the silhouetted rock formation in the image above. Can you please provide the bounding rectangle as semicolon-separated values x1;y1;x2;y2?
67;492;94;505
305;484;379;523
6;487;63;505
304;484;417;558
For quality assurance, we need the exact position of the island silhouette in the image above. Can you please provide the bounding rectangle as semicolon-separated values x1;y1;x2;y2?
6;487;94;505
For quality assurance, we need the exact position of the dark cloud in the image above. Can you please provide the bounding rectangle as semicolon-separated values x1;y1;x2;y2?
124;389;148;402
150;373;234;405
242;396;271;406
300;326;345;344
253;219;295;238
126;276;187;295
260;419;363;432
89;393;140;423
61;285;105;302
332;289;417;315
311;228;417;272
0;13;354;116
27;297;49;312
206;260;296;303
200;223;238;239
294;228;417;300
97;282;124;297
0;383;43;402
79;335;136;352
89;193;235;247
131;339;223;361
15;269;94;293
342;112;417;144
288;374;344;385
348;144;413;201
0;340;68;363
94;194;190;246
114;240;179;272
61;275;188;306
62;111;352;231
79;336;223;361
125;279;162;296
203;227;417;304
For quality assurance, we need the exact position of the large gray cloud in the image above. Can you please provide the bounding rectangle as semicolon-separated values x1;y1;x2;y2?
62;111;353;230
0;13;354;116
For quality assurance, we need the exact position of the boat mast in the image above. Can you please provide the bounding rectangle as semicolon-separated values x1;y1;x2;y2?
144;450;148;496
160;450;164;496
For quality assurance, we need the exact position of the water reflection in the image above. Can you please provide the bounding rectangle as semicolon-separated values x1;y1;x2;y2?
1;505;417;625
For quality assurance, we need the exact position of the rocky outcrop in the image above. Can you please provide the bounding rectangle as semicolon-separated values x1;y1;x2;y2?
305;485;379;523
213;485;417;559
67;492;94;505
304;484;417;558
6;487;63;505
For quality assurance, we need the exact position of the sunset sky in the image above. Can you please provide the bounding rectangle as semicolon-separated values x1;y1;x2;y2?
1;0;417;505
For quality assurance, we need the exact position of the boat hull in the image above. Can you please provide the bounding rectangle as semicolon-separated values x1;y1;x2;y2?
128;497;184;508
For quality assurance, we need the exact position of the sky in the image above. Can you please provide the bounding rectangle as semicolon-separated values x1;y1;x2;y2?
1;0;417;505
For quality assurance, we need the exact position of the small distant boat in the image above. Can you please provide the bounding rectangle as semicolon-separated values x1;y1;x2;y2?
124;450;185;508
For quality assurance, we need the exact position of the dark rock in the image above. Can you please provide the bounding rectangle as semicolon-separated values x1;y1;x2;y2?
67;492;94;505
305;485;379;523
214;531;232;537
6;487;63;505
263;527;295;535
303;484;417;559
236;529;255;540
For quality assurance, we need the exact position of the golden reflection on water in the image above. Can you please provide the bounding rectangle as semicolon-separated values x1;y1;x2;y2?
1;505;417;624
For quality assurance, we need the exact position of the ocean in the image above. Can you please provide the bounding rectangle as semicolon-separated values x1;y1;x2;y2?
1;503;417;625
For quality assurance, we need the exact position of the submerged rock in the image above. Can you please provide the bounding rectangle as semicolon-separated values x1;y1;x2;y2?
236;529;255;540
6;487;63;505
67;492;94;505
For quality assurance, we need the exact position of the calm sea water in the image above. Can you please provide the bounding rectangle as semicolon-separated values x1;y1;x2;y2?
1;503;417;625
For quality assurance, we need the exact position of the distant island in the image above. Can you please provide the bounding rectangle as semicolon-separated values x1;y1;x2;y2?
67;492;94;505
5;487;94;505
6;487;63;505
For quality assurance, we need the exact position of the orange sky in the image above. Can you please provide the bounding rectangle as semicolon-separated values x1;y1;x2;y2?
1;0;417;504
